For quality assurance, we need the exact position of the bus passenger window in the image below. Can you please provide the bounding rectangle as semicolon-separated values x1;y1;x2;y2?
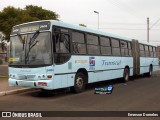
120;41;128;56
59;34;70;53
55;33;70;53
140;44;145;57
53;27;71;64
72;32;86;54
111;39;120;56
100;37;111;55
87;34;100;55
145;45;149;57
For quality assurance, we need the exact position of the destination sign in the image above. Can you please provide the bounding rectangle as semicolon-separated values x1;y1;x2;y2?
20;25;39;33
11;21;51;35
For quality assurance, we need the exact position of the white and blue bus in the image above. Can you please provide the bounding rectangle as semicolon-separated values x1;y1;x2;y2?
9;20;159;93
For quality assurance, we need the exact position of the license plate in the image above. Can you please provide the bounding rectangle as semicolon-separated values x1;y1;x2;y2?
18;81;33;87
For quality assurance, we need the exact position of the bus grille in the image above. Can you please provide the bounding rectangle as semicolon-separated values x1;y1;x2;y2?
17;74;36;80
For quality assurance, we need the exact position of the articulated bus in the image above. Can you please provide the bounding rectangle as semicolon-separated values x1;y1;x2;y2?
9;20;159;93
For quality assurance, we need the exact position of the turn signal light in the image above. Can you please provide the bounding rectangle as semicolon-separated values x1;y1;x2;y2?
47;75;52;78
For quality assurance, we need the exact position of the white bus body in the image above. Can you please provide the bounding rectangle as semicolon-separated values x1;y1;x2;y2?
9;20;159;92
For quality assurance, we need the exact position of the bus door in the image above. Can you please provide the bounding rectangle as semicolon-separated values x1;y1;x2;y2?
132;39;140;75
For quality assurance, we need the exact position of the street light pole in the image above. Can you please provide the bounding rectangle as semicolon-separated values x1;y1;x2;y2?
94;11;99;30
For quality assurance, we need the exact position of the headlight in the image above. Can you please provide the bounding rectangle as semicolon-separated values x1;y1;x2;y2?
10;74;16;79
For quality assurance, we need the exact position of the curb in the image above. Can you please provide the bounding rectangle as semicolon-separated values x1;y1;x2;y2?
0;65;8;66
0;76;8;78
0;88;33;97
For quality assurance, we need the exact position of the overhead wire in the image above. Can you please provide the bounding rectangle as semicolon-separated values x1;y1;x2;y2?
150;18;160;29
99;28;160;31
108;0;160;31
107;0;145;22
92;0;160;41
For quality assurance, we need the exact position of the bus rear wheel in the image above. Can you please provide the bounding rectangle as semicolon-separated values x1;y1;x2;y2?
72;72;86;93
145;66;153;77
123;68;129;82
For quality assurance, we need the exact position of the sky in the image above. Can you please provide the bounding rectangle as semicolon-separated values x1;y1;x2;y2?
1;0;160;45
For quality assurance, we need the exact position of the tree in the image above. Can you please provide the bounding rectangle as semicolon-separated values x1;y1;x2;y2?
25;5;58;20
0;5;59;40
0;34;6;52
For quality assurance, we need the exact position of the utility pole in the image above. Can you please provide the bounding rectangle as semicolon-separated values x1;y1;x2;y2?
147;17;149;42
147;17;160;43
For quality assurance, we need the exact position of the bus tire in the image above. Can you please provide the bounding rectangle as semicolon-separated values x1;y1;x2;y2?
123;68;129;82
145;66;153;77
72;72;86;93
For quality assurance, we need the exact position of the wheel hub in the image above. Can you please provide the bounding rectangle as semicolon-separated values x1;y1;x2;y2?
76;77;83;88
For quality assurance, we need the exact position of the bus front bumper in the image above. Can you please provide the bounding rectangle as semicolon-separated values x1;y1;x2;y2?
9;78;54;90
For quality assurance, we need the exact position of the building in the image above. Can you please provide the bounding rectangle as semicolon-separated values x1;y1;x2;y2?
158;46;160;64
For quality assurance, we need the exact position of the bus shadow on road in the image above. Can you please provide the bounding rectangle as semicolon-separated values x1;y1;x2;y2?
28;88;71;98
28;79;123;98
28;78;123;98
28;73;157;98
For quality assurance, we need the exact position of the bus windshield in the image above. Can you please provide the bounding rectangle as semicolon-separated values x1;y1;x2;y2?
9;32;52;66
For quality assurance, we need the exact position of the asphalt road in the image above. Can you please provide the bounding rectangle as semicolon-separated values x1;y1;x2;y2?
0;71;160;120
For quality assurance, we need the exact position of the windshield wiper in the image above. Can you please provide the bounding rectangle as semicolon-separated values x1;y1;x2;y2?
29;30;39;45
25;30;39;64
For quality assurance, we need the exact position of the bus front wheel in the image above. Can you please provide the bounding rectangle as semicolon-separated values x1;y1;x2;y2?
72;72;86;93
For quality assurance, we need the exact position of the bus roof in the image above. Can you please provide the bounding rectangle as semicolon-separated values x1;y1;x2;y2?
16;20;132;42
51;20;133;42
13;20;157;47
138;40;157;47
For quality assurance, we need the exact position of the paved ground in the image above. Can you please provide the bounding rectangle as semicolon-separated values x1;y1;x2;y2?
0;79;26;92
0;65;8;76
0;71;160;120
0;65;27;92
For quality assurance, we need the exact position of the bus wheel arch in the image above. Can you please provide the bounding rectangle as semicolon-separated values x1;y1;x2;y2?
71;68;88;93
123;66;130;82
146;64;153;77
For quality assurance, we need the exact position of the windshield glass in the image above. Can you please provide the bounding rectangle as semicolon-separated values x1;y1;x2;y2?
10;32;52;66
